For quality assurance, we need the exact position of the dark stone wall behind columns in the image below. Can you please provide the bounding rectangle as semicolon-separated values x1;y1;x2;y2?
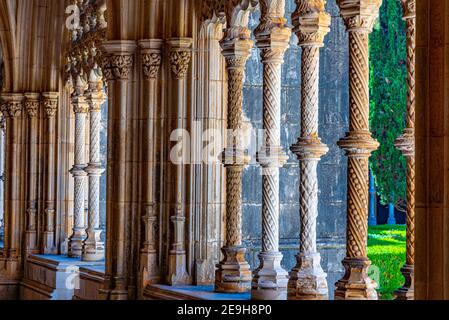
241;0;349;298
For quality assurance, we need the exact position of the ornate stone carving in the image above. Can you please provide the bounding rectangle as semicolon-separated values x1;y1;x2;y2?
68;77;88;258
169;48;191;80
335;0;382;300
337;0;382;33
394;0;415;301
43;94;59;118
139;39;163;80
215;3;255;292
24;97;40;118
142;52;162;79
288;0;330;301
251;0;291;301
82;72;106;262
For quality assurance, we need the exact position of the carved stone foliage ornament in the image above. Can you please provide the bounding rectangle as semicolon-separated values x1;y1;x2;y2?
142;52;162;79
110;55;134;80
169;49;192;80
336;0;382;32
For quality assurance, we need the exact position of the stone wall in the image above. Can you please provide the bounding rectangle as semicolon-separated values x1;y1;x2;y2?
241;0;348;297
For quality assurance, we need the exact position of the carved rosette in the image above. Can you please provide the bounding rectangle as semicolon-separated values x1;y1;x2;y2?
335;0;382;301
394;0;415;301
251;0;291;301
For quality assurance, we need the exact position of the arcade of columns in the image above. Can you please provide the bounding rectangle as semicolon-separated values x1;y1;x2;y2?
0;0;419;300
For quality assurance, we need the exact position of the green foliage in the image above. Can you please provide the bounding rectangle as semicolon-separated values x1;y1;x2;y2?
369;0;407;205
368;225;406;300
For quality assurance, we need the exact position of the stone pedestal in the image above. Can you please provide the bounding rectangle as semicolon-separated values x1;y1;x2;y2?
215;247;251;293
251;252;288;301
288;253;328;300
334;257;378;300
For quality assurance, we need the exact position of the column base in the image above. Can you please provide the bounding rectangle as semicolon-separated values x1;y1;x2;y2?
42;233;56;255
335;257;378;300
81;242;105;262
167;252;190;286
394;264;414;300
288;252;328;300
215;246;251;293
68;233;85;258
25;231;38;253
251;252;288;300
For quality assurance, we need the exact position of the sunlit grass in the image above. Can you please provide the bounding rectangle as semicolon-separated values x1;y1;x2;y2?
368;225;406;300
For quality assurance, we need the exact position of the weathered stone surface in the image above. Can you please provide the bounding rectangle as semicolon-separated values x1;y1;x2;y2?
242;0;347;298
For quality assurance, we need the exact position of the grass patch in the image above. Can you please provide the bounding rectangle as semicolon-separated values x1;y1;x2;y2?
368;225;406;300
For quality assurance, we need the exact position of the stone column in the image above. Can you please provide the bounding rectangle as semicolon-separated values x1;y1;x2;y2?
288;0;330;301
68;76;89;258
167;38;192;286
100;40;136;300
42;92;59;254
252;0;291;301
0;116;4;244
215;27;253;294
394;0;415;301
138;39;163;292
82;73;106;262
24;93;40;253
335;0;382;300
1;93;24;258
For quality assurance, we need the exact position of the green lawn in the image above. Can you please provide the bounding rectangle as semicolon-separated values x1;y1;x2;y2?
367;225;406;300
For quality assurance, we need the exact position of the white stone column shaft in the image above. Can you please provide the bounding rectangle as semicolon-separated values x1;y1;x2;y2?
82;74;106;262
252;0;291;301
68;76;89;258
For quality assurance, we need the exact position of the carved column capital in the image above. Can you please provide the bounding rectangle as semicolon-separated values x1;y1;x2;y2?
2;94;24;118
337;0;382;33
292;0;331;47
220;35;254;69
100;40;137;81
139;39;163;80
24;93;41;118
400;0;415;20
42;92;59;118
168;38;193;80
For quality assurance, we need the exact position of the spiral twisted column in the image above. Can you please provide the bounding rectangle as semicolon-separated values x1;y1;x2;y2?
288;0;330;301
335;0;382;300
252;0;291;300
82;74;106;262
215;31;253;294
68;76;89;258
138;39;163;293
42;92;59;254
394;0;415;301
24;93;40;253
